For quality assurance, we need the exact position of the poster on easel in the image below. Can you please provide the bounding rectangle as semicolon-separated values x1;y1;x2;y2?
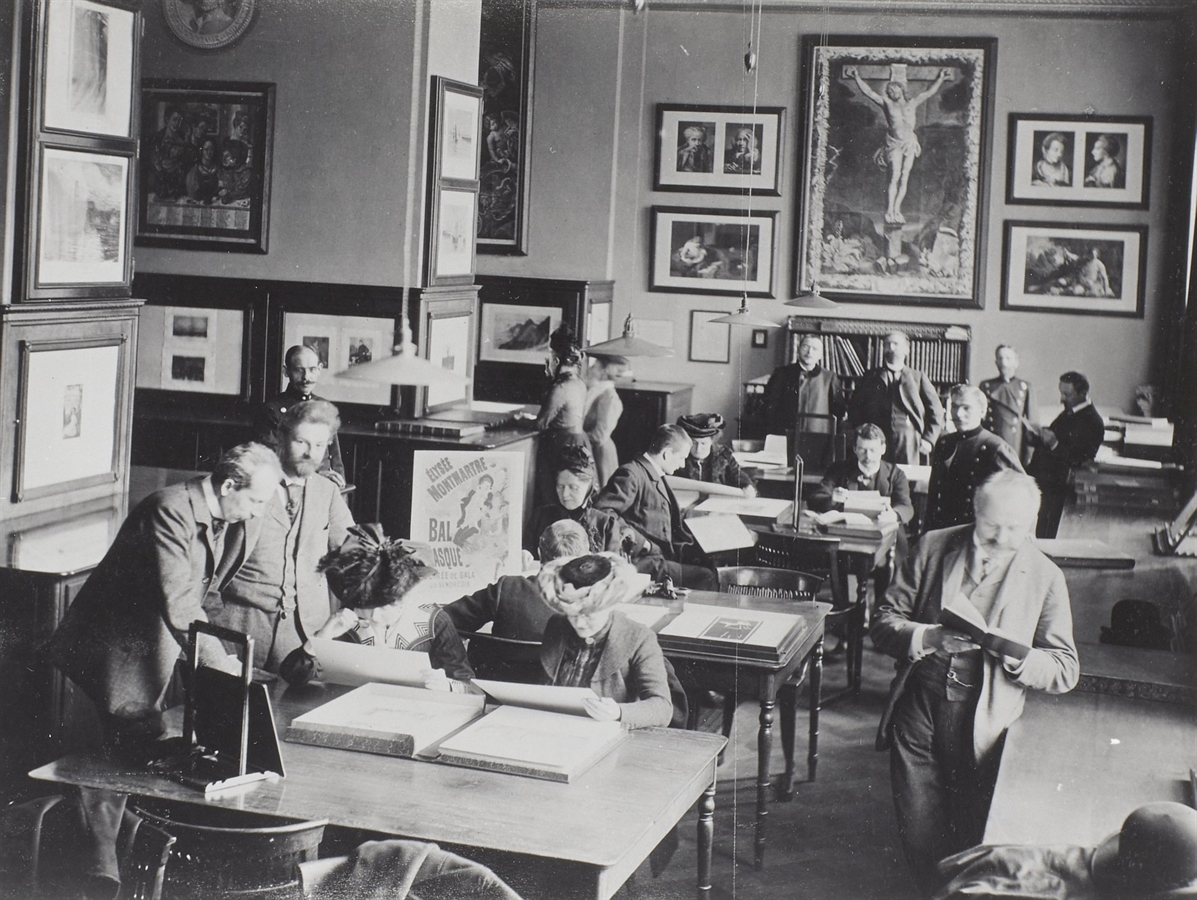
410;450;525;602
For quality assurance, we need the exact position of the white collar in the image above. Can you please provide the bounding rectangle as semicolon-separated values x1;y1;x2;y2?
1068;399;1092;413
645;455;666;479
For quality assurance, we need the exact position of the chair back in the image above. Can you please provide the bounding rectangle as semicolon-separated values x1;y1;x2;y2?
0;794;62;899
716;566;822;602
133;803;326;900
462;630;543;684
117;811;176;900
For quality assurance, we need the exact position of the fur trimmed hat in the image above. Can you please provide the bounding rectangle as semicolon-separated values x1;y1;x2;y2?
677;413;725;439
537;553;647;616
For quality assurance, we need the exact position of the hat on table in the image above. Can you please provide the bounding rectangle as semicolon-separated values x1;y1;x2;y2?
1091;802;1197;898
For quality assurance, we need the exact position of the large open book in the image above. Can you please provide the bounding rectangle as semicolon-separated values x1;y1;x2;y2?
285;683;485;758
435;704;625;783
656;602;809;664
685;513;757;554
939;604;1031;661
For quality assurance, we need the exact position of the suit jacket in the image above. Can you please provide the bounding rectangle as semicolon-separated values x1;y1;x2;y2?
1027;404;1105;489
850;366;945;462
924;427;1025;532
592;456;693;561
980;376;1036;466
443;574;554;644
871;525;1079;759
763;363;845;435
44;478;253;719
214;474;353;657
540;612;673;729
808;459;914;525
255;388;345;480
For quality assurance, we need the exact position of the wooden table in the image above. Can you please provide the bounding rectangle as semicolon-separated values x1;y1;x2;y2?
984;689;1195;846
628;593;829;869
30;684;726;900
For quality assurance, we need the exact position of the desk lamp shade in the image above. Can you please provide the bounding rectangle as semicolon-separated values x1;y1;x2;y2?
587;314;673;358
335;318;469;388
785;285;839;310
710;294;778;328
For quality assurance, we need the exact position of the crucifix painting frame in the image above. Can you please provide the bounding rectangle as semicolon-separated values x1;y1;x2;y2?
796;36;996;308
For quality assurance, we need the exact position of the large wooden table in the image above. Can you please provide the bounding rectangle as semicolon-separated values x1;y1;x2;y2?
629;592;830;869
30;684;726;900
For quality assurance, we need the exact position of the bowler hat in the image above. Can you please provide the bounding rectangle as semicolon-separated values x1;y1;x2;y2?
1099;599;1173;651
677;413;725;439
1091;802;1197;898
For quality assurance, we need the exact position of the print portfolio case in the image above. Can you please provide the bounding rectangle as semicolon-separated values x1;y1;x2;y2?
656;602;809;664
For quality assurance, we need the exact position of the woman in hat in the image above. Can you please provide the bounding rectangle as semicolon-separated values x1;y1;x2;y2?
537;553;673;728
533;323;590;510
583;353;630;488
677;413;757;495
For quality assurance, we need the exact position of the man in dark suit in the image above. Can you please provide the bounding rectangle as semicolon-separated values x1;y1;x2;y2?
214;400;355;672
924;385;1024;533
849;330;944;465
1026;371;1105;538
593;424;717;590
255;344;346;486
979;344;1036;467
809;422;915;528
43;443;282;894
763;334;846;468
872;471;1079;895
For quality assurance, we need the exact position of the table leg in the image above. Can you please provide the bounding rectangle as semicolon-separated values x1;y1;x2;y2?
852;560;869;695
697;776;715;898
755;689;775;869
777;682;796;802
809;635;823;782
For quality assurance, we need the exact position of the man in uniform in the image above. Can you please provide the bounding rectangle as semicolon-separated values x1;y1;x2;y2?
979;345;1035;467
849;330;944;465
762;334;845;468
255;344;345;486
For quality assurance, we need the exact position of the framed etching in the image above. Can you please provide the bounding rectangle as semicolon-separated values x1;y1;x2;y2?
137;80;275;252
796;35;996;308
477;0;537;254
427;187;479;286
479;302;561;365
688;311;732;364
15;336;127;501
655;104;785;195
650;206;777;298
1006;114;1151;209
1001;221;1146;318
412;291;476;418
40;0;138;138
136;305;248;397
431;77;483;183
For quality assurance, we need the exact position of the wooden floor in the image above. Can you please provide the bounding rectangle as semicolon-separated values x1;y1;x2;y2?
627;642;921;900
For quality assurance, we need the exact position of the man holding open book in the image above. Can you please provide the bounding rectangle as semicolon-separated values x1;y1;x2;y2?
871;471;1079;896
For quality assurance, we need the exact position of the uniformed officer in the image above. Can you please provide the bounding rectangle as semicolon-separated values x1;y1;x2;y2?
924;384;1024;533
255;344;346;486
979;345;1035;467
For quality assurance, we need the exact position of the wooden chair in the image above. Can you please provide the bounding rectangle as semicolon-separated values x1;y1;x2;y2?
117;811;176;900
0;794;62;900
460;630;543;684
132;803;327;900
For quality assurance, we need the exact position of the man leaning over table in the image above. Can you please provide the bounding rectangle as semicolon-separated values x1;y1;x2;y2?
871;470;1079;897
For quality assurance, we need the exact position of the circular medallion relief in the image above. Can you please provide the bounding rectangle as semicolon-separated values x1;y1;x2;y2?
162;0;256;50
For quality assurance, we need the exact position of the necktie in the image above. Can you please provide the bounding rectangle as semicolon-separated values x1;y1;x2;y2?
210;518;226;539
285;482;303;520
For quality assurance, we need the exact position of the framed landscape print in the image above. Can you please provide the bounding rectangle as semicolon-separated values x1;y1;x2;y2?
479;302;561;365
431;77;483;183
427;187;479;286
650;207;777;297
137;80;275;253
796;35;996;308
1006;114;1151;208
656;105;785;195
1001;221;1146;318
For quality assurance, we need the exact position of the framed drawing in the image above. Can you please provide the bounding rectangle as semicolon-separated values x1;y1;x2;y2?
586;300;611;347
477;0;537;254
689;311;732;364
29;145;133;298
655;104;785;195
282;311;399;407
137;80;275;253
650;206;777;298
431;77;483;183
1001;221;1146;318
136;305;249;397
40;0;138;138
416;293;476;417
1006;114;1151;209
479;302;561;364
15;336;127;501
796;35;996;308
427;187;479;286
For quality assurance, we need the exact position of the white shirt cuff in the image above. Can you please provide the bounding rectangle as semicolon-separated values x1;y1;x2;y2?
909;624;936;661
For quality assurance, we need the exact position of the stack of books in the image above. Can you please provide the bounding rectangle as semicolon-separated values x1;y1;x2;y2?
656;602;809;665
374;418;486;438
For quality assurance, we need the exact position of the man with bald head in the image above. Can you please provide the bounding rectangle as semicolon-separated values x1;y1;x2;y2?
255;344;345;486
872;471;1079;895
763;333;845;467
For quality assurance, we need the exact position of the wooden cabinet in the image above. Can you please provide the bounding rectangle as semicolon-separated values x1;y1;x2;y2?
612;381;693;463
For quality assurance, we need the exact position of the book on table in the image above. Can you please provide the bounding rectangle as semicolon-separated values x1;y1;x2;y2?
305;638;431;687
807;509;886;540
692;496;795;524
285;682;485;758
656;602;809;664
939;604;1031;661
684;512;757;554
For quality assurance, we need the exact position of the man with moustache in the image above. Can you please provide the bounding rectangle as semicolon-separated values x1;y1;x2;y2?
256;344;346;486
763;334;845;468
980;345;1036;468
849;330;944;465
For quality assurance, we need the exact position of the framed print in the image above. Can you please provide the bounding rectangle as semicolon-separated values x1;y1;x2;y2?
479;302;561;364
431;77;483;183
15;336;126;501
31;145;132;296
650;206;777;298
751;329;769;349
796;36;996;307
137;80;275;253
41;0;137;138
162;0;257;51
428;187;479;286
136;305;248;396
477;0;537;254
586;301;611;347
421;306;474;415
1001;221;1146;318
282;311;399;407
1006;114;1151;208
655;104;785;195
689;310;732;364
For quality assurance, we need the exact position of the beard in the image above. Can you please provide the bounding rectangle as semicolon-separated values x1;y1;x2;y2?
288;456;320;478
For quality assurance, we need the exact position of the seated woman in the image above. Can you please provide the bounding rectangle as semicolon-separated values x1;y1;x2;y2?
676;413;756;495
537;553;673;728
525;444;660;568
279;524;476;692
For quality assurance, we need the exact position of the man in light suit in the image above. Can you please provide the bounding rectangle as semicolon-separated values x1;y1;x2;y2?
213;400;354;671
871;471;1079;896
850;330;944;465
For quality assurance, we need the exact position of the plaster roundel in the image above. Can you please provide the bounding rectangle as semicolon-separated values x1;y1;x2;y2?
162;0;256;51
